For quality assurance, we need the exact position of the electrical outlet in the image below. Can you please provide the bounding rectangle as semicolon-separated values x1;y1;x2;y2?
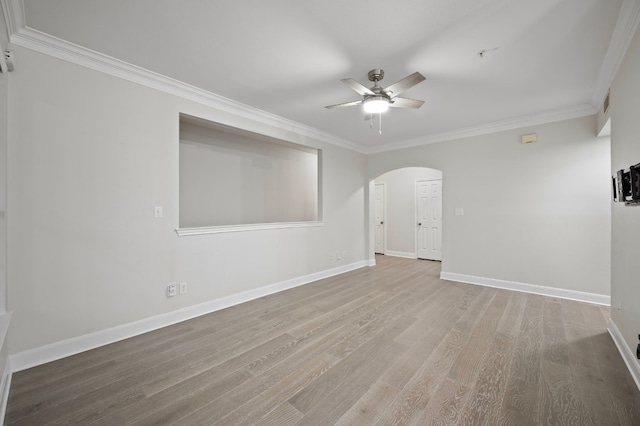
329;253;334;261
336;250;342;261
167;283;176;297
179;282;188;294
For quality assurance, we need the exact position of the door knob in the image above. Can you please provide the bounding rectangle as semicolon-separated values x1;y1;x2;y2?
418;222;422;226
380;221;384;225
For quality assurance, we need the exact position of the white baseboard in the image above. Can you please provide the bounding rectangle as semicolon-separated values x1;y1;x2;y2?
0;312;12;425
385;251;417;259
440;272;610;306
0;357;11;425
608;318;640;392
10;260;368;373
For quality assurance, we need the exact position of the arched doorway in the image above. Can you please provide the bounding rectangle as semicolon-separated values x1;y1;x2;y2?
368;167;443;264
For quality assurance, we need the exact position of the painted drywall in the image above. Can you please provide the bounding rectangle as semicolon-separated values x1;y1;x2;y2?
0;5;7;313
597;93;611;137
374;167;442;256
179;120;318;227
369;115;611;297
609;20;640;369
0;6;10;411
6;46;367;354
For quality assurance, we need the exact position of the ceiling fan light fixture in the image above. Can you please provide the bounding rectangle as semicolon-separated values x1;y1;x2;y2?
363;96;389;114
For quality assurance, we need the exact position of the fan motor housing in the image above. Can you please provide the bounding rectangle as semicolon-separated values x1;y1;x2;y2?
368;69;384;82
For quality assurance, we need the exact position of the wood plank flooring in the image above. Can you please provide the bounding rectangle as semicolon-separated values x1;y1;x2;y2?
6;255;640;425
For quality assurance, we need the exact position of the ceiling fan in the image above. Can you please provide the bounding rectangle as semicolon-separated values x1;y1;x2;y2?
325;69;426;114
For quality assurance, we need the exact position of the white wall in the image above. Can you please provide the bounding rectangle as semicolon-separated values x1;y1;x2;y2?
0;5;7;313
1;31;617;366
610;21;640;371
6;46;367;354
375;167;442;256
369;115;611;298
0;6;11;415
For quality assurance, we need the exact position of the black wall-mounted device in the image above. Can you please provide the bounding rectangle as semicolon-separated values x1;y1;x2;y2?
613;163;640;205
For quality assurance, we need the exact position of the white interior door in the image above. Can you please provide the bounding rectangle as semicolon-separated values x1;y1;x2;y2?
375;183;385;254
416;180;442;260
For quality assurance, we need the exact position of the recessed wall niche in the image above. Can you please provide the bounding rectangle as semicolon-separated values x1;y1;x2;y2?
178;114;321;230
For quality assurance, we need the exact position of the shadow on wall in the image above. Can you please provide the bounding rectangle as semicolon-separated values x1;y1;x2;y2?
371;167;443;262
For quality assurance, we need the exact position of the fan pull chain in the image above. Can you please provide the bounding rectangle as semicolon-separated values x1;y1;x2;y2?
368;114;383;134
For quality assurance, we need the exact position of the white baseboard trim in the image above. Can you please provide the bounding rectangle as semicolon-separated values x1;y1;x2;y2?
0;357;11;425
367;259;376;266
440;272;610;306
10;260;368;373
608;318;640;392
385;251;417;259
0;312;12;425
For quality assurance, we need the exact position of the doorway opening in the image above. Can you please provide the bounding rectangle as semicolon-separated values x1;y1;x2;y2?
369;167;443;263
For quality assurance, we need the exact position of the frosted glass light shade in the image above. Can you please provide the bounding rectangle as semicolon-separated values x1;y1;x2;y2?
363;96;389;113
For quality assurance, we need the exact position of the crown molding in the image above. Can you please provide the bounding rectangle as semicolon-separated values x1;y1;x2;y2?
2;0;637;155
590;0;640;109
365;103;598;154
1;0;365;154
0;0;23;37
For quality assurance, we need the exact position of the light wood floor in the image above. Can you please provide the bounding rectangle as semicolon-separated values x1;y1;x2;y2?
5;255;640;425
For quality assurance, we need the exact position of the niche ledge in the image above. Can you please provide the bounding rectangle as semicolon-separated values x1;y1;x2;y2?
176;221;324;236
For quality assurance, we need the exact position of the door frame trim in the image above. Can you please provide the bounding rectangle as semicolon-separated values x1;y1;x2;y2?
374;182;387;255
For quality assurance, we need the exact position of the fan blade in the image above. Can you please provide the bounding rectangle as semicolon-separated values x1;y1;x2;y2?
341;78;375;96
383;72;426;98
389;97;425;109
325;100;362;109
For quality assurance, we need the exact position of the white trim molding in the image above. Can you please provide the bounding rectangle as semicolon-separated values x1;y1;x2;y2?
176;221;324;236
0;312;12;425
0;358;10;425
368;104;597;154
385;250;417;260
2;0;638;155
608;318;640;392
440;272;610;306
0;0;24;36
0;0;363;154
9;260;369;373
590;0;640;108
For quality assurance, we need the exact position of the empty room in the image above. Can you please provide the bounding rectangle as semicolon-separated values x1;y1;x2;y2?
1;0;640;424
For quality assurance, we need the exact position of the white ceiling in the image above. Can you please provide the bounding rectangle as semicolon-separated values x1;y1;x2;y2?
3;0;630;151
